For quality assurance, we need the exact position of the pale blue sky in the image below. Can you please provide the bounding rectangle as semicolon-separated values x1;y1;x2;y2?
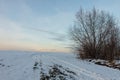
0;0;120;52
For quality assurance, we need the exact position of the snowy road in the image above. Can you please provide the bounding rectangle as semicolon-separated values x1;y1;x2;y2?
0;51;120;80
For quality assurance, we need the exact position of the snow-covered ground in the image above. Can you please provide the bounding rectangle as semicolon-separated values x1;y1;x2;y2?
0;51;120;80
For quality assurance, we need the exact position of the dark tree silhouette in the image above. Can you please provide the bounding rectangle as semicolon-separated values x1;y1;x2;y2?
70;8;120;61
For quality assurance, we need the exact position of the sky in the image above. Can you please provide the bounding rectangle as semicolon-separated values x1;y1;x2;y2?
0;0;120;52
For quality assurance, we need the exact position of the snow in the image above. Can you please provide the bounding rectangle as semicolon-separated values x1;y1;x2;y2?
0;50;120;80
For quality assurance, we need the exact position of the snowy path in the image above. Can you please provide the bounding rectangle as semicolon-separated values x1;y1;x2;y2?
48;57;108;80
33;54;109;80
0;51;120;80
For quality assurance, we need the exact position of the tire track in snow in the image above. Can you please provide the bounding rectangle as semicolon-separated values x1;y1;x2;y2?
39;54;110;80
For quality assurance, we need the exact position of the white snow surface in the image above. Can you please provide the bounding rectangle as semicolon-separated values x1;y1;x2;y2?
0;51;120;80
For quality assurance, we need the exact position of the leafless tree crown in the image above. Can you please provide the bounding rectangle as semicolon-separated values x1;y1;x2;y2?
70;8;120;60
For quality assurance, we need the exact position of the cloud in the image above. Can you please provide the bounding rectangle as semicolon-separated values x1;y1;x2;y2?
0;0;35;41
0;0;74;52
0;16;23;39
36;11;75;30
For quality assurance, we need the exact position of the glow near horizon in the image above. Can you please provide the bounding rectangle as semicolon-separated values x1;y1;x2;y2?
0;0;120;52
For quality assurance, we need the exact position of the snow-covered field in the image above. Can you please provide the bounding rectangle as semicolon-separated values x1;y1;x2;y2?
0;51;120;80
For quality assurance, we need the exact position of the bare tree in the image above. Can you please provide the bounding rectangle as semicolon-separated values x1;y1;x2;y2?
70;8;120;60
